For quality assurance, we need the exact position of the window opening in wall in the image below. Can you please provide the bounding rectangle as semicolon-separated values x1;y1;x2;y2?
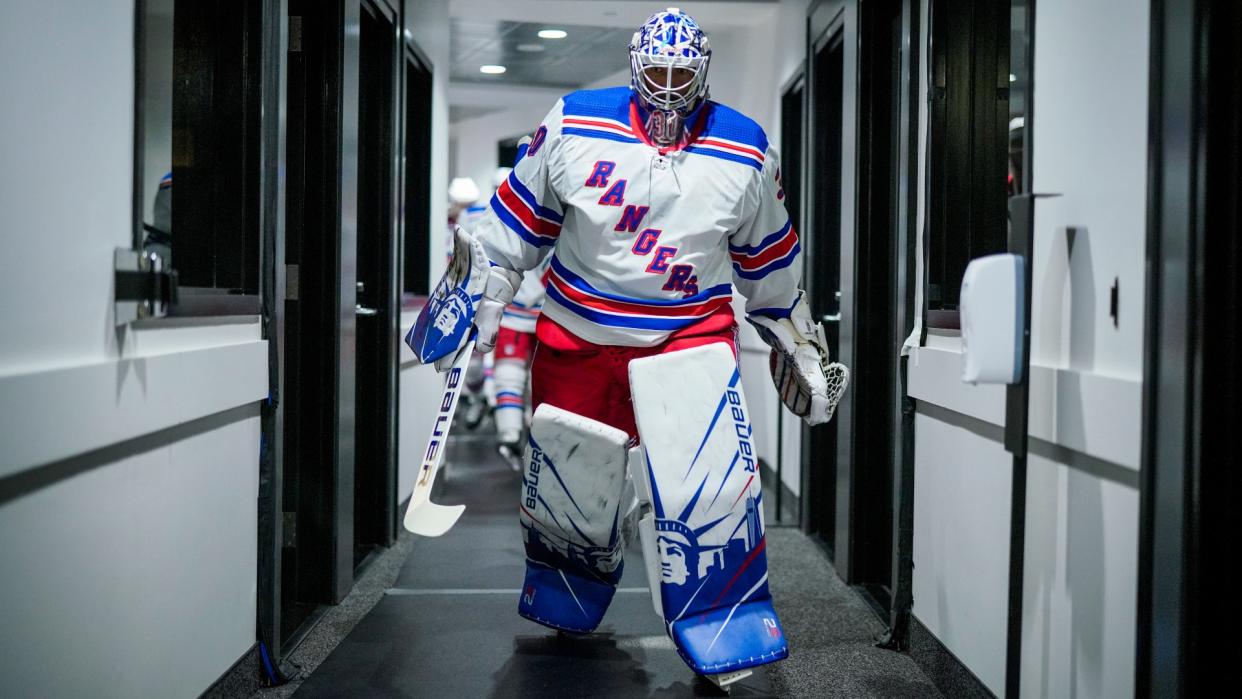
1008;0;1029;198
925;0;1010;322
403;46;433;297
803;25;845;556
134;0;266;314
497;135;524;175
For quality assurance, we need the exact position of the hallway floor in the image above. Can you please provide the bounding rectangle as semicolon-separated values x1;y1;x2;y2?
263;429;939;698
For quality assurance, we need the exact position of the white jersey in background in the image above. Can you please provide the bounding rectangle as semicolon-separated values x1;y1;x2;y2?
497;260;549;334
465;86;803;347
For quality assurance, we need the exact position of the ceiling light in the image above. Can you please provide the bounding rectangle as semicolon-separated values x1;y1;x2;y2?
480;65;507;74
1009;73;1017;82
538;29;568;39
516;43;545;52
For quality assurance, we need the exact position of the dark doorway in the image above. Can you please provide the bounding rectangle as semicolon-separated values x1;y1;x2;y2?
403;48;433;297
1139;0;1242;693
848;0;903;616
281;0;348;647
802;25;845;557
353;1;399;570
776;75;804;526
1192;0;1242;684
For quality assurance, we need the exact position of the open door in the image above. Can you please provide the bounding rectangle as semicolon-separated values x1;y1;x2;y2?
281;0;354;646
353;0;399;571
802;23;845;558
775;73;805;526
848;0;904;616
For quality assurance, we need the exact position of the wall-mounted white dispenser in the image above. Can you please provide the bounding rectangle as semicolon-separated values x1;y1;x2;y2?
960;253;1025;384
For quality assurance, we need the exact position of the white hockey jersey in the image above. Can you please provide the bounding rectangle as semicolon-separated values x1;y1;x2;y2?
466;86;803;347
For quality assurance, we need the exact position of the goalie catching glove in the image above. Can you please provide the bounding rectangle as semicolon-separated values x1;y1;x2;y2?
404;227;521;370
747;293;849;425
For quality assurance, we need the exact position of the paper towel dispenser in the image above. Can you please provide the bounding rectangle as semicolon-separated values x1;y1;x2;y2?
960;253;1025;384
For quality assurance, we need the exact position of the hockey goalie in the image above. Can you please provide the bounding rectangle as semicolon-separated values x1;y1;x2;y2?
404;6;849;685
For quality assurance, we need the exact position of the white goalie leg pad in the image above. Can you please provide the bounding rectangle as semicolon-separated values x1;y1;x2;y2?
629;343;789;675
627;446;664;619
518;404;630;633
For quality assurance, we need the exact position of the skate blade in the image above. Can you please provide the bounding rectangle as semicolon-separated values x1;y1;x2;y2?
498;444;523;472
704;668;753;689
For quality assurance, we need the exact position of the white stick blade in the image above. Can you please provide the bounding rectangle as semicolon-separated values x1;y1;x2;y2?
403;501;466;537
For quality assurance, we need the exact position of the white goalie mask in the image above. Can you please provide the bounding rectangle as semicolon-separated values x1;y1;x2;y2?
629;7;712;146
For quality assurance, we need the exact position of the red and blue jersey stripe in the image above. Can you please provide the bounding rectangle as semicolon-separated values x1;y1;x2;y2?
544;256;733;331
730;219;801;280
686;102;769;170
685;136;765;170
491;171;563;248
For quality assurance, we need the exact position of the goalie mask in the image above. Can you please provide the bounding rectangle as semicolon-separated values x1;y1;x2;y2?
629;7;711;147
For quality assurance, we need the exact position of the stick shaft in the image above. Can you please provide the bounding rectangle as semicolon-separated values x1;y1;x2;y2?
404;340;475;532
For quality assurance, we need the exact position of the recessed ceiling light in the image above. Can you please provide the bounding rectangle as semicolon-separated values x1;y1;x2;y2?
1009;73;1017;82
538;29;568;39
516;43;545;52
480;65;506;74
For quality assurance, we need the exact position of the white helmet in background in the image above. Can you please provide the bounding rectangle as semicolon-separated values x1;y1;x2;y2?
448;176;480;205
493;166;512;191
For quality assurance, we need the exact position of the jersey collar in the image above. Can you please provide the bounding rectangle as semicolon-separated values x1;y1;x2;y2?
628;95;711;155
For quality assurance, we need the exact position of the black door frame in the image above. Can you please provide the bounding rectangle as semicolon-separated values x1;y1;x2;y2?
802;0;848;560
776;66;806;527
1138;0;1242;694
257;0;290;666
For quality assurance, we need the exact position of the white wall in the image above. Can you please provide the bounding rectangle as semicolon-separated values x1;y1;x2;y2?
0;3;266;697
908;0;1149;695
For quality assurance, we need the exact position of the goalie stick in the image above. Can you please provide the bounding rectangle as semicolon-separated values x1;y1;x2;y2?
403;336;475;536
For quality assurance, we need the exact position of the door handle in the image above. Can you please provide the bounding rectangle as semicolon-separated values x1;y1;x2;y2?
355;305;379;317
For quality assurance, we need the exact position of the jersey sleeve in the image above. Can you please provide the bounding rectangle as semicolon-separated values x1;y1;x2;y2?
465;100;567;273
729;146;804;318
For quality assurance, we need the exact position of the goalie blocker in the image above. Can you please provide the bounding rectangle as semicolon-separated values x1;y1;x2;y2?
405;227;521;368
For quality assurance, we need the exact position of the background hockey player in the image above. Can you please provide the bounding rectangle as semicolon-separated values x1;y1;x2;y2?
445;176;492;430
410;6;848;684
488;141;550;469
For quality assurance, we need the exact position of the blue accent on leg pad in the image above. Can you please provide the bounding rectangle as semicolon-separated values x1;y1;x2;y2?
671;598;789;674
518;559;618;633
